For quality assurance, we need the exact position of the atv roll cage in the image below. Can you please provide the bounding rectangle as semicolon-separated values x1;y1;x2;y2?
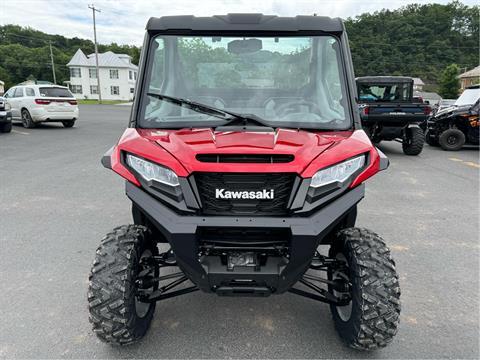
130;14;362;130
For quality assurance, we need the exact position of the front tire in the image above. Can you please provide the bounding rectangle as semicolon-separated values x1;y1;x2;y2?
88;225;158;345
62;120;75;128
329;228;401;350
438;128;465;151
402;127;424;155
21;109;35;128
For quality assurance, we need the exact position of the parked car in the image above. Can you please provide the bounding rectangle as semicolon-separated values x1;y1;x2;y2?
357;76;431;155
425;85;479;150
0;96;12;133
3;84;79;128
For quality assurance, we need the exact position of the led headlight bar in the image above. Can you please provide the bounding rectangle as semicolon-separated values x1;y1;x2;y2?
310;155;365;188
126;154;179;187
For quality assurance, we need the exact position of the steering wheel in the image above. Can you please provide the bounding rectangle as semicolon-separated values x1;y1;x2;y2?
275;99;323;118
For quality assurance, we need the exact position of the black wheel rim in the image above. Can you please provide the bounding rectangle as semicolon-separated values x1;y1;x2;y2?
22;111;28;126
447;135;458;145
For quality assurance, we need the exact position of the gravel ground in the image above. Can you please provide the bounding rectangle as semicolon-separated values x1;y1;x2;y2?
0;105;478;359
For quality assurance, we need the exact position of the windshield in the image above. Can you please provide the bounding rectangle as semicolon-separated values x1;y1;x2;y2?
139;35;351;129
358;82;412;102
39;87;73;98
455;88;480;106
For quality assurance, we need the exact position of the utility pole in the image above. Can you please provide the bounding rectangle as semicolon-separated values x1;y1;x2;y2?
49;41;56;84
88;4;102;103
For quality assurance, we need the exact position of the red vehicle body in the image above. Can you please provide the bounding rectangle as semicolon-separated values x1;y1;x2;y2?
109;128;381;186
88;14;401;351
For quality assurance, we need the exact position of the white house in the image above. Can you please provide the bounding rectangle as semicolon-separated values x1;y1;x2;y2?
0;80;4;95
411;77;425;91
66;49;138;101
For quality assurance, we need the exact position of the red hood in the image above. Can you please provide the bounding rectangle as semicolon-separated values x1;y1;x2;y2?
135;128;357;175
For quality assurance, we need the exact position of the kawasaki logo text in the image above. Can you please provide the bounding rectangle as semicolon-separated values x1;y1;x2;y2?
215;189;274;200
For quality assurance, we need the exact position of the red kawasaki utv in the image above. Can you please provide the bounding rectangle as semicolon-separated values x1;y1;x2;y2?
89;14;401;350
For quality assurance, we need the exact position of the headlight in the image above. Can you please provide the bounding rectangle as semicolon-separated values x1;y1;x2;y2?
4;102;11;111
310;155;365;188
126;154;179;187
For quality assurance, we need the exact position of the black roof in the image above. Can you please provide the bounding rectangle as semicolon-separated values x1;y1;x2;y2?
356;76;413;84
146;14;344;33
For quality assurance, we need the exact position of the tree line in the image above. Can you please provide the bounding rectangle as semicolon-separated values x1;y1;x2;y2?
0;1;478;92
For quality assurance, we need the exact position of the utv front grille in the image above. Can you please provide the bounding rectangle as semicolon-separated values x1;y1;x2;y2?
194;172;296;216
196;154;294;163
199;227;290;248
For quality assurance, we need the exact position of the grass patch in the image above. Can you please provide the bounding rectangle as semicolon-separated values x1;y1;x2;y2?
77;99;128;105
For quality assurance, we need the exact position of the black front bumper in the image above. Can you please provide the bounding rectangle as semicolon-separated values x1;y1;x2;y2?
0;110;12;124
126;181;364;295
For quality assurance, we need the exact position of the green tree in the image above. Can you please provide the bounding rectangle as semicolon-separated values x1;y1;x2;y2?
438;64;460;98
345;1;479;84
0;24;142;89
1;1;478;90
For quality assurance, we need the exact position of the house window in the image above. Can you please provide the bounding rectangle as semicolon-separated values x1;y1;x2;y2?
110;69;119;79
90;85;98;94
130;88;134;94
134;72;137;80
129;70;133;80
70;85;82;94
70;68;81;78
111;86;119;95
89;68;97;78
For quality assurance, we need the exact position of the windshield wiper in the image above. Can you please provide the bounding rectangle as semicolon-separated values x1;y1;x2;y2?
218;113;272;128
147;92;272;127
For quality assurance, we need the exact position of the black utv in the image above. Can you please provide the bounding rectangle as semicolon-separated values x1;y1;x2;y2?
425;85;480;151
357;76;431;155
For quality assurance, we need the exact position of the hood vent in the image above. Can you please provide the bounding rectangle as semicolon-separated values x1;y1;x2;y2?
196;154;294;163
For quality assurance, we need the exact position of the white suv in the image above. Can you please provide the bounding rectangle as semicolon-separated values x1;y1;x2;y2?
4;85;79;128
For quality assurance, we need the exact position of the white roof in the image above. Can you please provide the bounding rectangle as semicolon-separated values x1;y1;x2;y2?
67;49;138;69
411;77;425;86
0;80;4;85
459;65;480;79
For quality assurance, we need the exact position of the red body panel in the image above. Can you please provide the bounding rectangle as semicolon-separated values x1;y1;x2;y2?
110;127;381;187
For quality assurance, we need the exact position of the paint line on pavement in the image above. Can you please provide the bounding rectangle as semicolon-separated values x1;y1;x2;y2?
448;157;480;169
12;130;30;135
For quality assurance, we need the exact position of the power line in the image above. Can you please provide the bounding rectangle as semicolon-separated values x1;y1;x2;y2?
0;32;52;44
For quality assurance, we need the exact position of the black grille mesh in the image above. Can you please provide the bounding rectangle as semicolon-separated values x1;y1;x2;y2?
194;172;295;216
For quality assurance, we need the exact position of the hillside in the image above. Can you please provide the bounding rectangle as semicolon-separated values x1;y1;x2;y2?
0;1;478;89
0;25;140;89
346;1;479;86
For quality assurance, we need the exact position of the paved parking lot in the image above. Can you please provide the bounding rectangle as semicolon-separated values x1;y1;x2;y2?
1;105;479;359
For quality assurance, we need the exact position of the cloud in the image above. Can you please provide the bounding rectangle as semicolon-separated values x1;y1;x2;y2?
1;0;477;46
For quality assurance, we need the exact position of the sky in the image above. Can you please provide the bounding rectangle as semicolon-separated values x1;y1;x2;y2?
0;0;477;46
